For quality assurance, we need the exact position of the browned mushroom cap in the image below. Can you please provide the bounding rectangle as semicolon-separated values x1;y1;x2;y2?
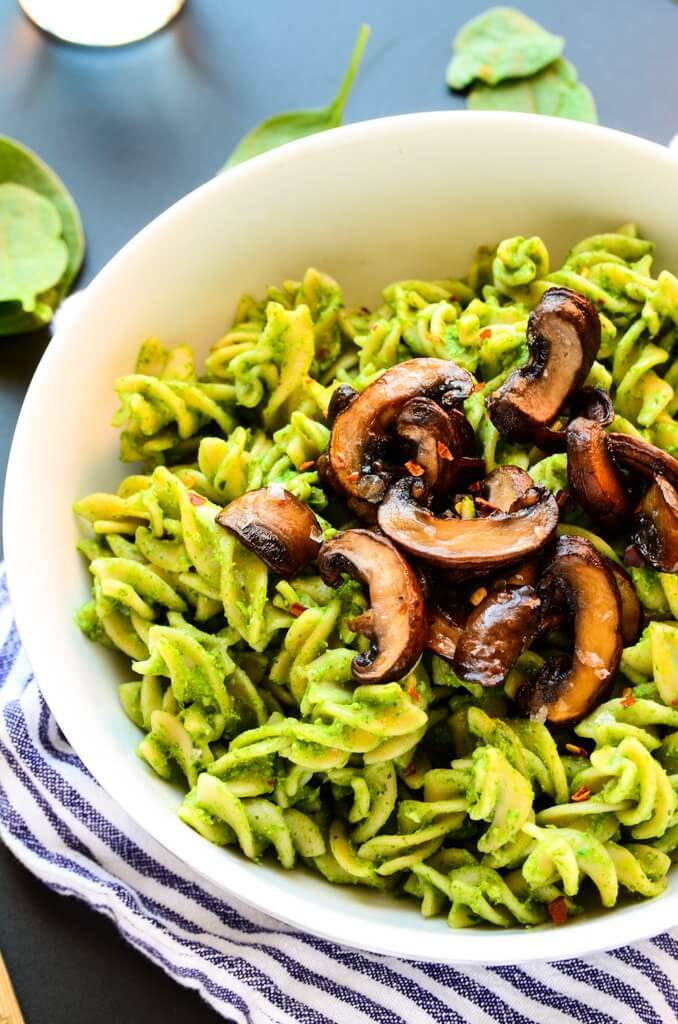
215;487;322;576
534;386;614;453
316;452;379;524
453;585;541;687
479;465;533;513
327;384;358;426
571;386;615;428
377;478;559;574
487;288;601;443
631;475;678;573
608;562;643;646
327;358;474;507
426;604;466;661
516;535;623;726
316;529;427;683
566;417;630;531
608;433;678;492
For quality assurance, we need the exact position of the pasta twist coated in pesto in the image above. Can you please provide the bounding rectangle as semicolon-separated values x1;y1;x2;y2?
74;223;678;928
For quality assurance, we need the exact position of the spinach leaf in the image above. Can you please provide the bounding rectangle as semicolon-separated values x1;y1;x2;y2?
0;136;84;336
0;137;84;296
0;183;68;318
467;58;597;123
447;7;563;90
224;24;370;169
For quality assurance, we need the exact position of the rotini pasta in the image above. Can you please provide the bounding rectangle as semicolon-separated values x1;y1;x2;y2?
74;223;678;931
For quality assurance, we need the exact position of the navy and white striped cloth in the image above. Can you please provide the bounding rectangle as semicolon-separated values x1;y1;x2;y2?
0;569;676;1024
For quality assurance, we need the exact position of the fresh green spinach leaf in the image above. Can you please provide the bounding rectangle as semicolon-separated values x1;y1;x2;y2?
0;183;68;317
447;7;563;90
467;57;597;123
224;24;370;169
0;137;84;296
0;136;84;336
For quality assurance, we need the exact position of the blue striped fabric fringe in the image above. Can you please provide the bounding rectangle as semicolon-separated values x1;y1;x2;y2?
0;569;676;1024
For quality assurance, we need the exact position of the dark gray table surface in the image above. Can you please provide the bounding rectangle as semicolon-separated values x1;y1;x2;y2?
0;1;677;1021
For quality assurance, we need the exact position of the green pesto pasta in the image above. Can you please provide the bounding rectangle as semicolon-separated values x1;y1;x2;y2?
74;224;678;930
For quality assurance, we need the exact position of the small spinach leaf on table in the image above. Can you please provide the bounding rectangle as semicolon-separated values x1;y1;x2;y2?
0;136;84;336
467;58;597;123
0;183;68;317
447;6;563;90
0;136;84;296
224;24;370;169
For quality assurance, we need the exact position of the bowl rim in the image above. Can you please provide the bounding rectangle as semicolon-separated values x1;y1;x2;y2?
5;110;678;964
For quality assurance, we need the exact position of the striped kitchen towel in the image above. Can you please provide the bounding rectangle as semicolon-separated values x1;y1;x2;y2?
0;568;676;1024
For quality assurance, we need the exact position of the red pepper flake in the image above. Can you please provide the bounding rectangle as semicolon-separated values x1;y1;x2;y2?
405;460;425;478
408;685;420;703
469;586;488;607
479;328;492;341
571;785;591;803
620;688;636;708
404;759;417;777
347;470;360;482
299;460;315;471
565;743;589;758
289;603;306;618
267;778;276;787
548;896;569;926
437;441;453;461
471;381;485;393
188;492;207;506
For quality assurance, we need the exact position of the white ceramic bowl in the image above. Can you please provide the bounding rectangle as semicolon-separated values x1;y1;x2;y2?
5;112;678;964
